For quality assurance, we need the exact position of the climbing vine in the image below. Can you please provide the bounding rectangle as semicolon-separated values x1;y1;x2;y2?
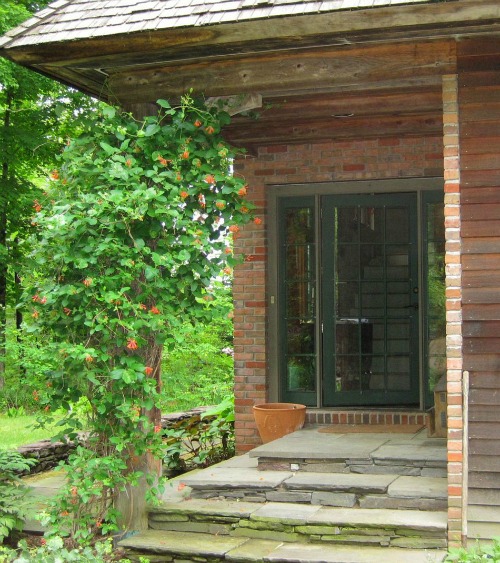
23;95;253;542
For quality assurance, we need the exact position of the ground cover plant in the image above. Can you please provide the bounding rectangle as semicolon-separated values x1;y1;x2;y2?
0;450;36;543
21;94;252;543
445;537;500;562
0;536;150;562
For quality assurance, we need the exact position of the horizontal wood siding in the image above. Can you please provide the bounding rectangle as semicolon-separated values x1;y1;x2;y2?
458;40;500;542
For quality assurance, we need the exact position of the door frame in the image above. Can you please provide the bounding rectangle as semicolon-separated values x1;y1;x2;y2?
267;177;444;410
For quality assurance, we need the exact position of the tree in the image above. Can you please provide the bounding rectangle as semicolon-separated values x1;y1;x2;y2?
0;1;97;385
25;96;253;541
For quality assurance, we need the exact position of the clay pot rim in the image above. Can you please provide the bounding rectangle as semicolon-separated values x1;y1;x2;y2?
253;402;306;412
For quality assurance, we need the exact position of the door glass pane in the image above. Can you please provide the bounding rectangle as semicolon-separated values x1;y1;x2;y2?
330;197;417;405
386;207;409;242
425;200;446;395
283;205;316;397
287;356;315;392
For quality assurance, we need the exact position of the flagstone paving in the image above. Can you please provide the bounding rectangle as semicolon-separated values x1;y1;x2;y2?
25;426;449;561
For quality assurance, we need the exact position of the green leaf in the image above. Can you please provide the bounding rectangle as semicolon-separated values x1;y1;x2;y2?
144;124;161;137
99;141;117;155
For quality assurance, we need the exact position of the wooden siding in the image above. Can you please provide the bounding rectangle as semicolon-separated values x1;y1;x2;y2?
458;38;500;542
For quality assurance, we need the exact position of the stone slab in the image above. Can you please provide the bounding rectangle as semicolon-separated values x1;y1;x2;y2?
118;530;247;557
24;470;67;490
231;527;302;542
180;467;292;490
152;499;260;519
213;453;258;469
251;502;322;525
301;462;350;473
266;491;312;503
388;476;447;499
391;537;448;549
311;491;357;507
250;429;389;460
371;443;446;465
359;496;447;511
225;539;283;562
349;465;421;476
284;472;397;494
149;520;232;535
264;543;447;562
306;507;448;532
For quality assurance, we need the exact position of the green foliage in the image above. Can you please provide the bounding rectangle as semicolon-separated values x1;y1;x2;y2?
161;282;234;411
0;0;98;385
0;325;58;413
0;536;148;563
40;446;127;544
22;95;251;541
0;450;36;542
163;395;235;474
445;537;500;562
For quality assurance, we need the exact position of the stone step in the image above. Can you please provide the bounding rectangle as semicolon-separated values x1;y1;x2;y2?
119;529;447;562
180;467;447;510
147;499;447;549
251;431;447;477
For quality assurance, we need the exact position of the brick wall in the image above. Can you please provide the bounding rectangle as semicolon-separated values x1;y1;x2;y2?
232;135;444;453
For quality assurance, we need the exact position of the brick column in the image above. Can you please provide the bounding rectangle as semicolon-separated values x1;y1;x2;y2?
232;157;267;453
443;73;465;548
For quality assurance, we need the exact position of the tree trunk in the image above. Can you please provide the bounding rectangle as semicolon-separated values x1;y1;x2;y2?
115;341;163;538
15;272;22;331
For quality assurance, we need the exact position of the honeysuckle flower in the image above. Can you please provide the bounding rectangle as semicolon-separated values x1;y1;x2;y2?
127;338;138;350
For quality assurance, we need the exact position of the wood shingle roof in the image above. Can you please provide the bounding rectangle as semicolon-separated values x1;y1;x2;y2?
0;0;436;49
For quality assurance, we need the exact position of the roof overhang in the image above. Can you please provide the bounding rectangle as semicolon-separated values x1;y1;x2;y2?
2;0;500;149
1;0;500;103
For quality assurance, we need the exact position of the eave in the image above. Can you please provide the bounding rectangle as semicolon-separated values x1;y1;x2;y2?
1;0;499;104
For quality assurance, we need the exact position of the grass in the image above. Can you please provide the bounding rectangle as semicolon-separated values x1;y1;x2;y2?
0;414;61;449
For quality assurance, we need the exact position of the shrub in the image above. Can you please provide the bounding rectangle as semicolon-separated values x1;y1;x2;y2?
163;395;235;474
0;450;36;542
445;537;500;562
0;536;149;562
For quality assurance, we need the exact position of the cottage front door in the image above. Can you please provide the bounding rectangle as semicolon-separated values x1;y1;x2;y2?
321;193;419;406
277;187;445;409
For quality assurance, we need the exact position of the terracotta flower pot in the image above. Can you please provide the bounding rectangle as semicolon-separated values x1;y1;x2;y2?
253;402;306;444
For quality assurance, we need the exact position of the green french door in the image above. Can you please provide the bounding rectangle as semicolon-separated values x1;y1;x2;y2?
278;190;444;408
322;193;419;406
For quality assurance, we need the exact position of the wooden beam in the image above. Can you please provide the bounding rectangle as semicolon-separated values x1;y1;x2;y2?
237;88;442;121
107;40;455;104
224;114;443;147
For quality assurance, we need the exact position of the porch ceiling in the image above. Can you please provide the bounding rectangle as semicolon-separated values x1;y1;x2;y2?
225;85;443;149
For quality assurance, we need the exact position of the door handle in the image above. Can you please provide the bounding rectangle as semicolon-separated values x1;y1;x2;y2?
404;303;419;310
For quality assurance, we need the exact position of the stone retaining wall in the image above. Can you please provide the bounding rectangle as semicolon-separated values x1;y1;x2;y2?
17;439;78;475
16;406;211;475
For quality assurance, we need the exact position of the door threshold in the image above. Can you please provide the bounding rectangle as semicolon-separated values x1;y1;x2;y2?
306;408;426;426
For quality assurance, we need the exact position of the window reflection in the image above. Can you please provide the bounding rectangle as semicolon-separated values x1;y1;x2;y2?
284;207;316;393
